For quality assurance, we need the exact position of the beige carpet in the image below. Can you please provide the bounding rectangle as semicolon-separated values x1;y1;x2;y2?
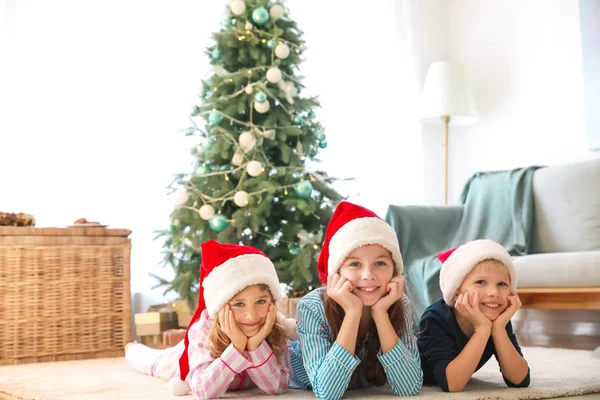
0;347;599;400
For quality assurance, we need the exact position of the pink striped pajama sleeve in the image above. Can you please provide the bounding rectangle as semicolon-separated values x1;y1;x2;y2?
245;341;291;395
187;317;252;399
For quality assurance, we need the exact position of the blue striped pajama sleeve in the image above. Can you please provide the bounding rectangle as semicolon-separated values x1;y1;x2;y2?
296;296;360;400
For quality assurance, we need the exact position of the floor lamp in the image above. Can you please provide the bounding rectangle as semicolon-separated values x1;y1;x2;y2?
418;61;477;204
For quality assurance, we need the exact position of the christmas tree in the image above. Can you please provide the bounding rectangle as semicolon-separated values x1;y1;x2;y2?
154;0;345;306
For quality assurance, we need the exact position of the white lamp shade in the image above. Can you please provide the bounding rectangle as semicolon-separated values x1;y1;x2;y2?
418;61;477;125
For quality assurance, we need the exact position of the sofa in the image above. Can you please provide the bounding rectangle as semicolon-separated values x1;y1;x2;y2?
511;157;600;309
385;157;600;314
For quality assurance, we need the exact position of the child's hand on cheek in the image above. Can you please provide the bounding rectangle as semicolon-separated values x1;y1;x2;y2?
327;274;363;316
219;305;248;354
372;276;404;315
492;289;522;331
454;290;492;332
247;303;277;351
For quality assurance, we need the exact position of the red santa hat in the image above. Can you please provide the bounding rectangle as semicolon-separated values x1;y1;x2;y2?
317;201;403;284
438;239;517;306
168;240;296;396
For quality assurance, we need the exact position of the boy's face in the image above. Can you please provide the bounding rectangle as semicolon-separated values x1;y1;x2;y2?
455;260;511;321
227;285;273;337
338;244;395;307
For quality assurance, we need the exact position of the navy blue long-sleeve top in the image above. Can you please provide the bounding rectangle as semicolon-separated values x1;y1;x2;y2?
417;298;530;392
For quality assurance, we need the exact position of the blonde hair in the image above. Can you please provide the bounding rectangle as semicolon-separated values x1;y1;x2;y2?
207;284;285;358
473;258;509;274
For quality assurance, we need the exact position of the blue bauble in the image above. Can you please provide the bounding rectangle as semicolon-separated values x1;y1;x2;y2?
315;130;326;141
266;39;277;49
202;138;216;151
223;17;233;26
208;110;223;125
307;110;316;119
252;7;269;25
293;116;303;125
254;91;267;103
190;105;200;116
290;243;301;255
318;140;328;149
211;48;222;60
294;181;313;199
209;214;228;232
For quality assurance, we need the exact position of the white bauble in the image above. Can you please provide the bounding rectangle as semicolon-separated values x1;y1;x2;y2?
199;204;216;220
174;187;189;206
246;160;264;177
269;4;285;19
234;191;250;207
245;21;253;30
254;100;270;113
231;151;244;166
239;131;256;152
274;43;290;59
266;67;282;83
245;85;254;94
229;0;246;16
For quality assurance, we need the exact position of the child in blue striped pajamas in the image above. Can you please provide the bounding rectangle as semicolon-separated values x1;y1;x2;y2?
289;201;423;399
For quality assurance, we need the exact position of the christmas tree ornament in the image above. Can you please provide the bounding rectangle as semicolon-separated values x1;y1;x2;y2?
266;38;277;49
254;100;270;113
270;4;285;20
319;140;328;149
278;80;297;104
254;91;267;103
289;243;301;255
251;7;269;25
202;138;216;151
223;16;233;26
261;129;276;140
199;204;216;220
169;224;176;234
315;130;326;141
190;105;200;116
230;18;237;26
307;110;316;119
211;48;222;60
245;85;254;95
213;65;229;76
231;150;244;166
238;131;256;152
196;165;210;175
229;0;246;16
233;190;250;207
209;214;228;232
208;110;223;125
266;67;282;83
174;187;189;206
294;181;313;199
293;115;303;125
246;160;264;176
183;238;194;247
245;21;253;30
274;43;290;59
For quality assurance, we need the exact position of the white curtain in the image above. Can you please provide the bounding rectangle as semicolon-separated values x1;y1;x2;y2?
0;0;423;309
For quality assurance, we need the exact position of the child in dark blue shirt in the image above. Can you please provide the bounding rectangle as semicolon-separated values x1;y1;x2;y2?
417;240;530;392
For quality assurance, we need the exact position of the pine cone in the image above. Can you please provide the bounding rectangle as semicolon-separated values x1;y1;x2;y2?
0;212;36;226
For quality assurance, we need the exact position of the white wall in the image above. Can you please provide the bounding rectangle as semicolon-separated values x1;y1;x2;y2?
422;0;599;204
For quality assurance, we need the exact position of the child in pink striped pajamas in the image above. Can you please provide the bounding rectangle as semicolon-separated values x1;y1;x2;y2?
125;240;297;399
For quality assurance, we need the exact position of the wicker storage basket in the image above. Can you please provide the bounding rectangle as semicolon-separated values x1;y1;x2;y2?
0;227;132;365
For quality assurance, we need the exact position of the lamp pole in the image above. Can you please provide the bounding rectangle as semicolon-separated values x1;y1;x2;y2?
442;115;450;205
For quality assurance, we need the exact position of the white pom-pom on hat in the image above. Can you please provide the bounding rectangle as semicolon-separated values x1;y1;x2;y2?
168;377;190;396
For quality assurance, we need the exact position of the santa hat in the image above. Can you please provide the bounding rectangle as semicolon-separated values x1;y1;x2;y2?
168;240;297;396
317;201;403;284
438;239;517;306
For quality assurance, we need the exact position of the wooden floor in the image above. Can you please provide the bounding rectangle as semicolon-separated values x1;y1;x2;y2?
512;309;600;350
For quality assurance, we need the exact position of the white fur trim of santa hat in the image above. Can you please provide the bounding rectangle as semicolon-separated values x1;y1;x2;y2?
202;253;282;318
328;217;403;276
168;377;190;396
440;239;517;306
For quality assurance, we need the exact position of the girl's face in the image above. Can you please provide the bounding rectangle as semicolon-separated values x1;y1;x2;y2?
455;260;511;321
227;284;273;337
338;244;395;306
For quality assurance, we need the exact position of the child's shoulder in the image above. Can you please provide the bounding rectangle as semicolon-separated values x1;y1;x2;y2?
296;287;326;313
420;297;454;323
